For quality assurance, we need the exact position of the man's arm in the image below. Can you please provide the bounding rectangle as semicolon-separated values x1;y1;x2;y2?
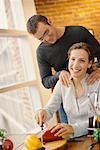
87;68;100;84
37;49;60;88
81;26;100;61
81;26;100;83
37;48;71;88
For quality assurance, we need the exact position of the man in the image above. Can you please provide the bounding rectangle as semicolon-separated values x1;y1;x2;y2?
27;15;100;122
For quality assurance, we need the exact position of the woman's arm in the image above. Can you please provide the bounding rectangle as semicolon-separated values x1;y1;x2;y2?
44;81;63;120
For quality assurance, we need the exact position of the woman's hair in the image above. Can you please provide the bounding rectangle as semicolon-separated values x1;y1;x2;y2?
68;42;95;73
27;15;50;34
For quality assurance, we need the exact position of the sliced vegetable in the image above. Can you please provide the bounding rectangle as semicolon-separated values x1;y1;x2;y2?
24;134;45;150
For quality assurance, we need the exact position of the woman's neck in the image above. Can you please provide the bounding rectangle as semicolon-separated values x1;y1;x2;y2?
73;73;86;86
73;78;84;98
73;78;82;89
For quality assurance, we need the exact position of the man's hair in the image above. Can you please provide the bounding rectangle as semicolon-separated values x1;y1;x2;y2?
68;42;95;73
27;15;50;34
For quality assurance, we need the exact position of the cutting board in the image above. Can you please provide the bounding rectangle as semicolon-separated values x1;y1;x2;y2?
43;139;67;150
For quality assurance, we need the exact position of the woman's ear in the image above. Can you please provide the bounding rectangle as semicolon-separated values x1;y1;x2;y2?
88;60;93;68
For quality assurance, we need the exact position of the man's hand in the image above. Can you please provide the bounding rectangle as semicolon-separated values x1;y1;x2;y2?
59;70;71;86
35;109;47;126
87;68;100;84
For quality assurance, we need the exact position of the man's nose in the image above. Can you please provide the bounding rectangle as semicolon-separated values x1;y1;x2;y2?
42;39;47;43
42;36;49;43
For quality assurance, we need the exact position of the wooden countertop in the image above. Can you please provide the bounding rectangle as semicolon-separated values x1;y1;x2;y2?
44;136;100;150
66;136;99;150
8;134;100;150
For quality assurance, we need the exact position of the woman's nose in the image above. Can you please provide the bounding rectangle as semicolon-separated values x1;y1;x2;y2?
73;61;79;68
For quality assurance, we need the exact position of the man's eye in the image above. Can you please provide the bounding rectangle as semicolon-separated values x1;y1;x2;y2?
44;30;49;36
71;58;75;61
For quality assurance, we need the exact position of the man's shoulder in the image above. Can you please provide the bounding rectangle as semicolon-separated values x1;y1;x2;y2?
66;25;87;31
37;42;52;50
36;43;54;59
37;43;47;53
64;25;89;39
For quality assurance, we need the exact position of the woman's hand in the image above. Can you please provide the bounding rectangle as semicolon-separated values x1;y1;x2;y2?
35;109;47;126
50;123;74;137
59;70;71;86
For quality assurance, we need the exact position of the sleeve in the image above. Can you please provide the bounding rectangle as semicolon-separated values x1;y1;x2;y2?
80;26;100;62
37;47;60;89
70;120;88;138
44;81;62;120
71;81;100;138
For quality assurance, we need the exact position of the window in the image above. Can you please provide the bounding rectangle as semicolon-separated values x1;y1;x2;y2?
0;0;41;133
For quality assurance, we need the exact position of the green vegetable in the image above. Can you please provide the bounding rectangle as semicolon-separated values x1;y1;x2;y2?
93;128;100;143
0;129;7;140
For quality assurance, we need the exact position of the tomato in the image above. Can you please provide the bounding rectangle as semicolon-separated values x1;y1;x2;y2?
2;138;13;150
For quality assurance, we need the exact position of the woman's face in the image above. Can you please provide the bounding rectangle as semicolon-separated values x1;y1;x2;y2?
68;49;92;80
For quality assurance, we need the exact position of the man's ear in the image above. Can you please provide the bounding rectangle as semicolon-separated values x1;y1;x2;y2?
48;19;52;25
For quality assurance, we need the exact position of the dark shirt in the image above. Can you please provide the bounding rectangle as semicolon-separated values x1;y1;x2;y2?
37;26;100;88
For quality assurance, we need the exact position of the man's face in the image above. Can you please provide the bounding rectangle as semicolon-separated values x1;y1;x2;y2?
33;22;58;44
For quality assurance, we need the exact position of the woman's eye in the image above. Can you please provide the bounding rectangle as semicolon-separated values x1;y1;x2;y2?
80;59;85;62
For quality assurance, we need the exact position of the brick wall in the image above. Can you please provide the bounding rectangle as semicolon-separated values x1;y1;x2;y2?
34;0;100;41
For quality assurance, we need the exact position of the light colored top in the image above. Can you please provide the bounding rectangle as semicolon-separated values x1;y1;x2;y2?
44;74;100;138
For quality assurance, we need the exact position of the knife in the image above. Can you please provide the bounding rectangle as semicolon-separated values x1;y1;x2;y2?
40;123;44;144
41;123;44;131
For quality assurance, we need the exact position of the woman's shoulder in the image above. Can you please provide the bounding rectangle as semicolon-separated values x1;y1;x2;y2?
54;80;69;89
83;74;100;91
89;80;100;92
55;80;73;91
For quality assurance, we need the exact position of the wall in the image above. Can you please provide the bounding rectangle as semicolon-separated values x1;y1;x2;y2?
34;0;100;41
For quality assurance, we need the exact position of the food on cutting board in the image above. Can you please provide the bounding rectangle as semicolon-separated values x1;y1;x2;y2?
42;128;62;144
24;134;45;150
24;127;69;149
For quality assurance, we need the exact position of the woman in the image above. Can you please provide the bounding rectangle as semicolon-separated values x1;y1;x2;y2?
35;42;100;138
